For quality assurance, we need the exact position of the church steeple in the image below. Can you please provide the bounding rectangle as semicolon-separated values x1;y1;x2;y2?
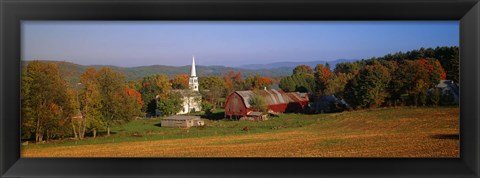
191;56;196;77
189;56;199;91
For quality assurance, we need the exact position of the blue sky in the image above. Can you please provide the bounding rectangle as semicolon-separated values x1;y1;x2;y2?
22;21;459;67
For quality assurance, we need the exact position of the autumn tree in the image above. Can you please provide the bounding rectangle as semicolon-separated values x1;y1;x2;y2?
244;75;272;90
390;59;446;106
369;46;458;83
124;87;144;108
314;64;333;95
127;80;142;91
21;61;76;143
117;86;144;121
171;74;189;89
223;70;244;95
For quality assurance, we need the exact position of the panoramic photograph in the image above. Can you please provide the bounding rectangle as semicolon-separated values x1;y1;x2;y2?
20;21;459;157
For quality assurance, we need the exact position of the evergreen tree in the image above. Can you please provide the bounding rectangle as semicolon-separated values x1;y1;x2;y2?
344;64;391;109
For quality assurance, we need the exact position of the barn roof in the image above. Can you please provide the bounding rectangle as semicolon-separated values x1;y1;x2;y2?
234;89;309;108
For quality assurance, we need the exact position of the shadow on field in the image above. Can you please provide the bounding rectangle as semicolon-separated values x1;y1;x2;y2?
431;134;459;140
154;123;162;127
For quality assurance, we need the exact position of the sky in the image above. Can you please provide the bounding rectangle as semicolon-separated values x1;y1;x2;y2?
22;21;459;67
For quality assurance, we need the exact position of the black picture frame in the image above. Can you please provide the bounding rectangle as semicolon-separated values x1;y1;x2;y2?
1;0;479;177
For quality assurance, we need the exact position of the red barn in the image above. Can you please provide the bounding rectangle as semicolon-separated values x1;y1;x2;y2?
224;89;309;119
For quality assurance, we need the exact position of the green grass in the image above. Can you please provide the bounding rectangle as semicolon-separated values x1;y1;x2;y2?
22;110;331;149
22;106;458;150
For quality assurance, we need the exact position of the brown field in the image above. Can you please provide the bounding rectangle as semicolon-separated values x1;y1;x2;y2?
22;107;459;157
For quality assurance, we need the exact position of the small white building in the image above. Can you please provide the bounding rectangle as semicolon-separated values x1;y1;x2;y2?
175;56;202;114
161;116;205;128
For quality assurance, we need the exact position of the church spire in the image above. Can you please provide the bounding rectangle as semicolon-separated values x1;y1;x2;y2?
191;55;196;77
189;56;199;91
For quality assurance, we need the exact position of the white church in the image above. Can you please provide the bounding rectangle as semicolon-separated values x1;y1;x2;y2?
174;56;202;114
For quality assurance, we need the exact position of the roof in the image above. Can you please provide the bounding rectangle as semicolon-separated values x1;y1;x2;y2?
162;116;201;121
234;89;309;108
436;80;459;96
436;80;454;88
247;111;264;116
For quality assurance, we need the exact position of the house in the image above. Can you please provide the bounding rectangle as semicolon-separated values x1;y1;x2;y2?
311;95;350;113
434;80;459;104
161;116;205;128
224;88;309;119
173;56;202;114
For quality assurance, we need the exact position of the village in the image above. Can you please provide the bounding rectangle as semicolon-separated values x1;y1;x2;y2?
20;47;460;157
160;56;459;129
18;20;460;157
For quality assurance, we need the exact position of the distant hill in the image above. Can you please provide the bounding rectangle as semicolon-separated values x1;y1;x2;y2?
238;59;358;70
21;60;295;87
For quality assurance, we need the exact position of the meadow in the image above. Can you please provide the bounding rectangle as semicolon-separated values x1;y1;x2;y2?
21;107;459;157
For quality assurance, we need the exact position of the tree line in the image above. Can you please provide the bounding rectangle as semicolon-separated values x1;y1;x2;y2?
279;46;458;110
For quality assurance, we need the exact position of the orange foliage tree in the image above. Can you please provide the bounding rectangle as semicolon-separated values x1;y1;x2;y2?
171;74;189;89
124;87;144;107
223;70;244;95
314;64;332;95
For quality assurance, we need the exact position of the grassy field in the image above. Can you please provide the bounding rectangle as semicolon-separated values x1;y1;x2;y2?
21;107;459;157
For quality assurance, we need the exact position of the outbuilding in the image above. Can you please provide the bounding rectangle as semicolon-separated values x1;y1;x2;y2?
161;116;205;128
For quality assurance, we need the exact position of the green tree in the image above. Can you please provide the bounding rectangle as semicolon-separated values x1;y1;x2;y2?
279;76;296;92
293;65;314;75
140;74;172;116
157;91;183;116
248;90;268;114
344;64;392;109
324;72;353;98
96;67;128;136
78;68;104;139
201;100;214;116
199;76;226;109
428;88;441;106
